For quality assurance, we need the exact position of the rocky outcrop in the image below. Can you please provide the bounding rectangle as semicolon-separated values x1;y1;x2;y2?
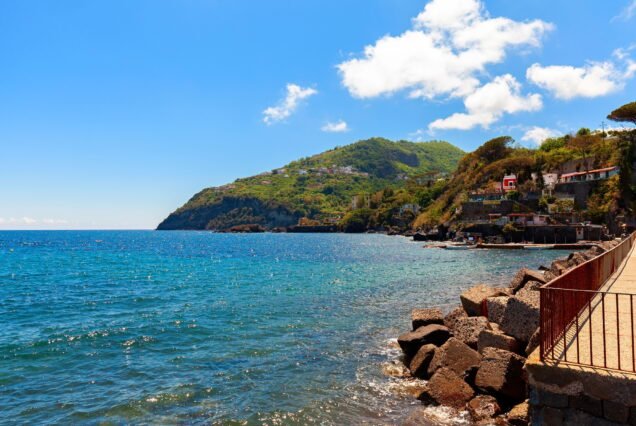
391;245;604;424
408;344;436;379
411;308;444;330
157;196;301;230
460;284;505;316
452;316;491;349
427;337;481;379
509;268;546;293
475;347;527;402
419;367;475;408
500;289;540;344
397;324;452;359
443;306;467;330
467;395;502;423
478;328;520;354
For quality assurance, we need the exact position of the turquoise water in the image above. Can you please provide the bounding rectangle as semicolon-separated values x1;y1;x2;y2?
0;231;566;425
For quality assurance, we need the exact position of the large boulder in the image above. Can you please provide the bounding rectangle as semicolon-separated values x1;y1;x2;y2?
499;291;540;343
549;259;569;277
475;347;527;402
444;306;467;330
408;344;436;379
509;268;546;293
398;324;452;359
419;367;475;409
427;337;482;379
452;316;491;349
477;328;520;354
507;400;530;426
411;307;444;330
567;251;587;268
486;296;510;324
460;284;504;316
467;395;502;423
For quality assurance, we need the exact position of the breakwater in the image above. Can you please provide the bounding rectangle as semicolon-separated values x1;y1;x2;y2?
391;240;622;424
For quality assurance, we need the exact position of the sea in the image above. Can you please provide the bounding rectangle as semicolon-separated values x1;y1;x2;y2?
0;231;568;425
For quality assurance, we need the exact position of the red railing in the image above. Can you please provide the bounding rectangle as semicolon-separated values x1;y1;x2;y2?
539;233;636;371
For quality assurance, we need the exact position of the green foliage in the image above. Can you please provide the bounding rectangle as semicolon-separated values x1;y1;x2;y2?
539;136;567;152
341;208;373;233
608;101;636;125
167;138;464;229
505;190;520;201
587;175;620;223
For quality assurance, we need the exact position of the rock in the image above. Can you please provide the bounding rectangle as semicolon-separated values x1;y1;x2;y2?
507;400;529;426
543;270;557;283
567;251;587;267
461;284;504;316
475;347;527;402
467;395;502;423
402;406;462;426
452;316;491;349
486;296;510;324
509;268;546;293
549;259;569;277
427;337;482;379
478;328;520;354
411;308;444;330
419;367;475;409
398;324;452;359
525;329;540;356
515;281;541;306
381;360;411;378
408;344;436;379
444;306;467;330
500;292;539;343
390;380;429;399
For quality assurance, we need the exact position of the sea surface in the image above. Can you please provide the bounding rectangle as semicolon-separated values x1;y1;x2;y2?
0;231;568;425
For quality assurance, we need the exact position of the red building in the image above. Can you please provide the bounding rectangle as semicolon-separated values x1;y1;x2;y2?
502;174;517;192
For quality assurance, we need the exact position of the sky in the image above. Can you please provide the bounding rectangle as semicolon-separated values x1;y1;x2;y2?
1;0;635;230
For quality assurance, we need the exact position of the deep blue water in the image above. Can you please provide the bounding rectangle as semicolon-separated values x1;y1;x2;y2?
0;231;567;425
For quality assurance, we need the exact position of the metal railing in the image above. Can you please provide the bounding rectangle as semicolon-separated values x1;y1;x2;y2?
539;233;636;371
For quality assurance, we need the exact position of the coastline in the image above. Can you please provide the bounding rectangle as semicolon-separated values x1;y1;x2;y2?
386;239;622;424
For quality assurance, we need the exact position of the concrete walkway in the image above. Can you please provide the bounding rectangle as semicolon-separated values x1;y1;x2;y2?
549;242;636;372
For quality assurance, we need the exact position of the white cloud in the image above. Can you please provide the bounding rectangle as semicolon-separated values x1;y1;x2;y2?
337;0;551;101
263;83;318;125
521;126;559;145
0;217;68;227
612;0;636;21
321;120;349;133
429;74;542;130
526;62;624;100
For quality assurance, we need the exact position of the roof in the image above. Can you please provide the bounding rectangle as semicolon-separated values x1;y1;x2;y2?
561;166;618;179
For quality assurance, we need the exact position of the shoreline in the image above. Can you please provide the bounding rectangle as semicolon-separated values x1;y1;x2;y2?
387;239;622;425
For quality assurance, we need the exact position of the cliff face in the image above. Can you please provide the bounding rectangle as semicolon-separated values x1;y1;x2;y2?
157;197;301;230
157;138;465;231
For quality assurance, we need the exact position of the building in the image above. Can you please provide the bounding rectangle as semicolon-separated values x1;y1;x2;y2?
502;174;517;192
558;166;619;183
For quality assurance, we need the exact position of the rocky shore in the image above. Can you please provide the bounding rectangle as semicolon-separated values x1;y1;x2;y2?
390;240;622;425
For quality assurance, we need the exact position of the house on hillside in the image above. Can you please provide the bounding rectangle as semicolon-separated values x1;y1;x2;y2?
502;174;517;193
558;166;619;183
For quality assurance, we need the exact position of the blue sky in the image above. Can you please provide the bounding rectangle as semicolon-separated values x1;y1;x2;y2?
1;0;635;229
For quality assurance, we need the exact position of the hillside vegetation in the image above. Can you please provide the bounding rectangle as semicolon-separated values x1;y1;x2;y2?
157;138;465;230
413;129;633;229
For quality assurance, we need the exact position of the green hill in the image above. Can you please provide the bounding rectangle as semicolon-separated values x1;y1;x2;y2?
157;138;464;230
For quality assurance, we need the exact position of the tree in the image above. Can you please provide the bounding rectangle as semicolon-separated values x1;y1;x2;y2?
474;136;513;163
608;101;636;125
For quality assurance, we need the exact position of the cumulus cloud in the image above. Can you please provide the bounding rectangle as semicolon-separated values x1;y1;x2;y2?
263;84;318;125
321;120;349;133
521;126;559;145
429;75;542;130
526;62;624;100
612;0;636;21
337;0;552;101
